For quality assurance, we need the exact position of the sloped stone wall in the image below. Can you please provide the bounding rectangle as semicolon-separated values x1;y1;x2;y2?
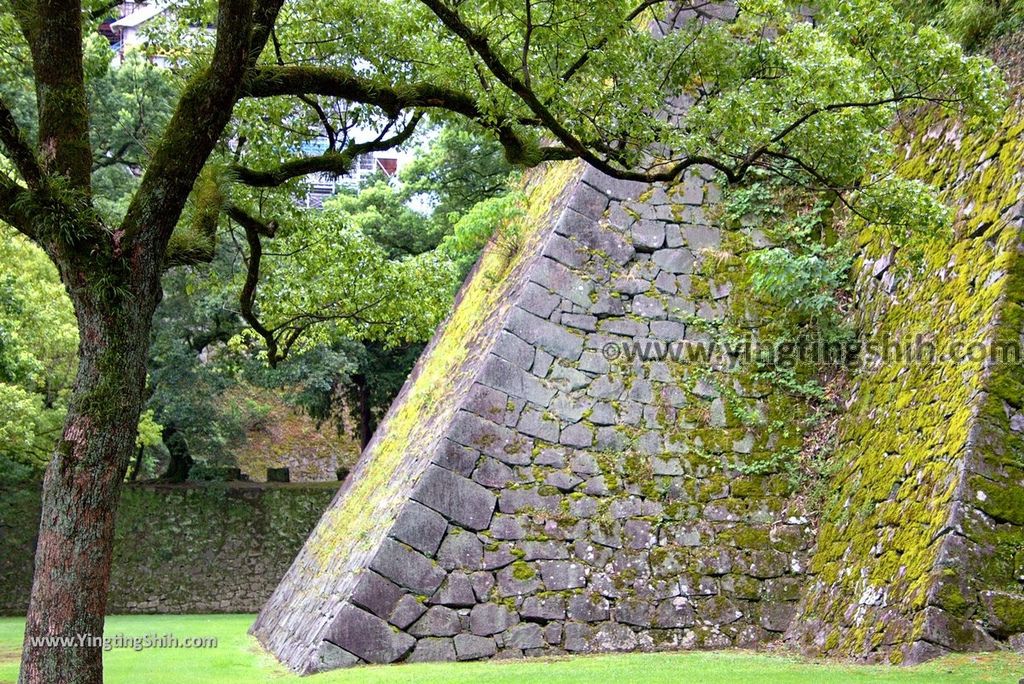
789;104;1024;662
250;160;592;671
253;156;822;672
255;18;1024;675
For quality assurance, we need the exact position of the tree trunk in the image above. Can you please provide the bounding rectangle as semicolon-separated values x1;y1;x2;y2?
127;444;145;482
18;272;158;684
159;424;193;482
354;374;373;449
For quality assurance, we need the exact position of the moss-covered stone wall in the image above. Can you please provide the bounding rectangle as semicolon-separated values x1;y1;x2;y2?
789;102;1024;662
0;482;338;615
251;159;589;671
252;146;825;672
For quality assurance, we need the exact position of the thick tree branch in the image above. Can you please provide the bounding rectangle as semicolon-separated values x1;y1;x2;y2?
85;0;122;21
120;0;284;250
161;239;217;270
299;95;338;151
229;204;282;365
0;176;34;238
234;153;357;188
250;0;286;58
20;0;93;189
242;66;483;118
233;112;423;187
242;67;575;166
0;98;43;190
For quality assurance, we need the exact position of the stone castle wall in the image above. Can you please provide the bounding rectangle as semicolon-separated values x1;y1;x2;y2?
0;482;337;615
788;104;1024;663
255;96;1024;670
253;156;826;672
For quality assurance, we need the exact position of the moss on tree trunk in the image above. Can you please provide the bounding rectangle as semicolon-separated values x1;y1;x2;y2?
18;266;158;684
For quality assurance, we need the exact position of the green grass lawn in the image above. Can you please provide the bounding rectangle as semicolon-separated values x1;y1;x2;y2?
1;614;1022;683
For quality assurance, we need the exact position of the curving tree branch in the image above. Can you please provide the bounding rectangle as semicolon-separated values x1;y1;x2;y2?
241;66;575;165
0;176;33;238
0;98;44;191
233;112;424;187
242;66;486;118
85;0;122;20
229;204;282;365
120;0;284;250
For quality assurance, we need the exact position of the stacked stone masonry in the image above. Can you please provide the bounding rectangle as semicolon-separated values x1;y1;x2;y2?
253;160;819;673
787;103;1024;663
0;483;338;615
253;22;1024;674
255;99;1024;670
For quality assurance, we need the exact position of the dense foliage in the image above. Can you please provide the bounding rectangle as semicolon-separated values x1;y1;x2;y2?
895;0;1024;48
0;229;76;481
0;0;1010;481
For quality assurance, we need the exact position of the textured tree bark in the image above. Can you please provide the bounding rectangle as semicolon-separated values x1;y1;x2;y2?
8;2;279;680
18;263;159;684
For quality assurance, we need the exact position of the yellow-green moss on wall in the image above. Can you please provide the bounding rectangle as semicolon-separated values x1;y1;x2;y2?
250;160;586;670
793;102;1024;659
298;160;583;575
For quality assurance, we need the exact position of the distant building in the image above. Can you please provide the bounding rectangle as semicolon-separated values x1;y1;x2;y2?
107;3;171;66
300;140;401;208
98;3;405;208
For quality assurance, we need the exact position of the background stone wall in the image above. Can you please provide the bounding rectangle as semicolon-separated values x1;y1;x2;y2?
0;482;338;615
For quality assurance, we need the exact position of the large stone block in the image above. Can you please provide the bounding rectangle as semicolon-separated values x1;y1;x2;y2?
505;622;545;649
477;355;556;409
431;572;476;607
507;308;584;361
470;602;517;635
529;257;595;308
324;604;415;664
437;529;484;570
652;248;695;273
522;595;567;620
539;561;587;590
390;501;448;557
349;571;402;620
449;409;533;465
388;594;427;629
315;641;360;670
566;182;611;219
555;210;634;266
454;634;497;661
369;538;446;595
408;637;456;663
409;605;461;637
412;464;497;531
